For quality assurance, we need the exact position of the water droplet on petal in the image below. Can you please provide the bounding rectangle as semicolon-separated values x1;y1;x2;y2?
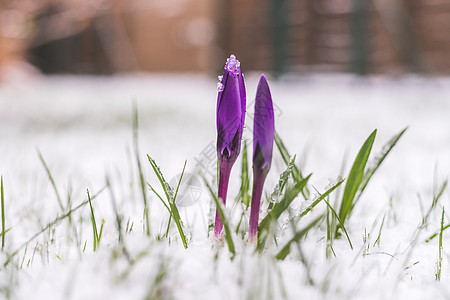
225;54;240;75
217;82;224;92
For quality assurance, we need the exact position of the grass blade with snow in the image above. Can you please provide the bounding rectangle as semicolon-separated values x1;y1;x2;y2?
257;175;311;251
268;155;296;211
259;175;311;234
147;155;188;249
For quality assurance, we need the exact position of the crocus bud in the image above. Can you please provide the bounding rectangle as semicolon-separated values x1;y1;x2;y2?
249;74;275;242
214;54;246;237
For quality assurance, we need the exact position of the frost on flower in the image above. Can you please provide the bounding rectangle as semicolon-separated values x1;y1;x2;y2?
225;54;241;75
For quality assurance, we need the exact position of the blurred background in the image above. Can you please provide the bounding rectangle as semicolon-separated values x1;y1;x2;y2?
1;0;450;79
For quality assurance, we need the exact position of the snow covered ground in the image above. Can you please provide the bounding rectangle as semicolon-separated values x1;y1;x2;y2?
0;73;450;299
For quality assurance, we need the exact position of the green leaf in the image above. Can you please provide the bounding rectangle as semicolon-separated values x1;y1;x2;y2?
338;130;376;231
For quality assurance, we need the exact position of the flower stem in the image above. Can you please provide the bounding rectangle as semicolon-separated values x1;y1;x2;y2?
214;160;233;238
249;171;267;243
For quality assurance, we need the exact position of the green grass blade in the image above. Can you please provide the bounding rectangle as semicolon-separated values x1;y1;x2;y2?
338;130;376;231
5;185;107;266
1;176;5;250
268;155;296;211
274;132;310;199
436;207;444;281
147;155;188;249
168;162;188;249
426;223;450;242
204;179;236;257
299;179;345;218
87;189;99;251
432;180;447;210
173;160;188;201
0;228;11;238
355;127;407;204
147;183;171;213
37;149;64;211
325;198;353;249
239;141;250;207
147;155;172;201
275;215;323;260
133;104;150;236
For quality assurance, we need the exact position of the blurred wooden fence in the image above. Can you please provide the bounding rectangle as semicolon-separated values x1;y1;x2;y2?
1;0;450;75
224;0;450;75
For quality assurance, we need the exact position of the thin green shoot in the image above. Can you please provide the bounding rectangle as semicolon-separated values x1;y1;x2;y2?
4;185;107;266
275;215;323;260
37;149;64;211
203;179;236;257
132;104;150;236
0;228;11;238
87;189;103;251
436;207;444;281
235;141;250;235
397;179;447;284
20;244;28;269
147;155;188;249
1;176;5;250
323;198;353;249
431;180;447;213
298;179;345;219
337;129;376;235
274;131;310;199
326;205;336;259
426;223;450;242
239;140;250;207
373;212;386;247
421;180;447;229
106;177;125;246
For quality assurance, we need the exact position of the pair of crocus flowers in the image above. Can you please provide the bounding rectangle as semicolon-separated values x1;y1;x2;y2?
215;54;274;242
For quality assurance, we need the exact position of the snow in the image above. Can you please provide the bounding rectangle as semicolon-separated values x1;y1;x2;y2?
0;73;449;299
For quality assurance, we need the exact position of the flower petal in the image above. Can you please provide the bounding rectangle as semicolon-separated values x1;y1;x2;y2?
253;74;275;172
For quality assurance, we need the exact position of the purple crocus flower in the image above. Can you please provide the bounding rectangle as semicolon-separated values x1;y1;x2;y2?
214;54;246;237
249;74;275;242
